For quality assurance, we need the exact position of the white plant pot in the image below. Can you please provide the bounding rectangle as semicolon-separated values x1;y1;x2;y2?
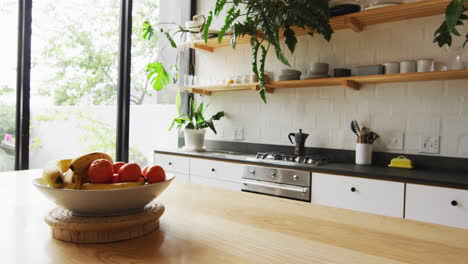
355;143;372;165
183;129;206;151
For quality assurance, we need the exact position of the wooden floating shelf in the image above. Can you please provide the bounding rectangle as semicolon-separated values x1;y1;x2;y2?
188;70;468;95
184;82;274;96
192;0;452;52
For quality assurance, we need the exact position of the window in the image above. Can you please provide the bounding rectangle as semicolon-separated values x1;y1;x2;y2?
29;0;120;167
3;0;193;169
129;0;191;166
0;1;18;171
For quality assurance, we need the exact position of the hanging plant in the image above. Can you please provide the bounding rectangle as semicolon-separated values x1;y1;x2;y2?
203;0;333;102
434;0;468;47
142;18;204;91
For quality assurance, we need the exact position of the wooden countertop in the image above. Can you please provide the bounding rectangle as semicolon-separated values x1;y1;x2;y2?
3;170;468;263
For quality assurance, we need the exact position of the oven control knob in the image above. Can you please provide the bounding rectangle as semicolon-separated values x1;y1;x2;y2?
271;171;276;177
250;169;255;175
293;175;299;181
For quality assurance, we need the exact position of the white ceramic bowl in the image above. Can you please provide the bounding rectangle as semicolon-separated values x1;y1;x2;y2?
33;174;175;217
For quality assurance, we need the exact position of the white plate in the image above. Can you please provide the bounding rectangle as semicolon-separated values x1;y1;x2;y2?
33;174;175;217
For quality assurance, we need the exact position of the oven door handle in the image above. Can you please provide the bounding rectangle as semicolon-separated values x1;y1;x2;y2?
242;180;308;193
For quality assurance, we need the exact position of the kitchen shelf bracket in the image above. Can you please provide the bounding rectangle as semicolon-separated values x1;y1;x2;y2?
341;80;360;90
345;17;363;32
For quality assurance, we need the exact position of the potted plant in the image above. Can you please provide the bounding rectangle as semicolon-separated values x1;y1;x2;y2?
169;98;224;151
203;0;333;102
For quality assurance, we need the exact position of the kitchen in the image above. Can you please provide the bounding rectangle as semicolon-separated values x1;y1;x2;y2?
2;0;468;263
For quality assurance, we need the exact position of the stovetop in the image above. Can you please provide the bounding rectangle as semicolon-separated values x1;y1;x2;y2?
253;152;329;166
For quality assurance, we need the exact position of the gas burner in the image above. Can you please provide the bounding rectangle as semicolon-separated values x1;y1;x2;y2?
255;152;329;166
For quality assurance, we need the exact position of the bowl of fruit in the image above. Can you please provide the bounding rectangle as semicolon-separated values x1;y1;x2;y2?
33;152;174;217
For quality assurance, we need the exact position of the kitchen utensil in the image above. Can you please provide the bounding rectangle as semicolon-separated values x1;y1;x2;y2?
356;65;384;76
33;175;175;217
356;143;372;165
309;62;330;74
383;62;399;74
288;129;309;156
351;120;361;138
333;68;351;77
388;156;414;169
400;60;416;73
367;131;380;144
417;59;434;72
278;74;301;81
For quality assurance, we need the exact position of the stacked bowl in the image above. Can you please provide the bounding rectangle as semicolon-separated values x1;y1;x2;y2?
301;62;330;80
277;69;302;81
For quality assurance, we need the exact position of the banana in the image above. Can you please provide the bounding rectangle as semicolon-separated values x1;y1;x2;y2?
56;159;72;174
69;152;113;175
80;181;145;190
63;169;82;190
42;164;65;188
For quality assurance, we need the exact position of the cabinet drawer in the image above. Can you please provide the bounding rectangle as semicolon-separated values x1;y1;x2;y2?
311;173;404;218
154;154;190;174
190;175;241;191
190;158;243;183
406;184;468;229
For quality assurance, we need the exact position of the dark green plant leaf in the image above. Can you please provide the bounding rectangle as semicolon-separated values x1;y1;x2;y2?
146;62;170;91
259;45;269;103
204;11;213;43
218;7;241;44
211;111;224;121
446;0;465;30
214;0;227;16
284;27;297;53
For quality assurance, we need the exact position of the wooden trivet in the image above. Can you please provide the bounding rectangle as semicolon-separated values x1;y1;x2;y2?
45;202;165;243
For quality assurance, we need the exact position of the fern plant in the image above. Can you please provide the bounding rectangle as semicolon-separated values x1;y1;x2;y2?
203;0;333;102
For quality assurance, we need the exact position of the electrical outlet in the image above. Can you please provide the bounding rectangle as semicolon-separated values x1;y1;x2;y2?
234;127;244;141
385;132;404;150
419;136;440;154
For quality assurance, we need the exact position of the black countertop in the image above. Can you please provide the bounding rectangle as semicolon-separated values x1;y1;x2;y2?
154;149;468;190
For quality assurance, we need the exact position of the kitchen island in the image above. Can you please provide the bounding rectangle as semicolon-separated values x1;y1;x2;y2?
2;170;468;263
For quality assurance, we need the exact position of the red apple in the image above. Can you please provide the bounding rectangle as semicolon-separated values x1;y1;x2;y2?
88;159;113;183
118;163;142;182
113;162;126;174
111;173;120;183
146;165;166;184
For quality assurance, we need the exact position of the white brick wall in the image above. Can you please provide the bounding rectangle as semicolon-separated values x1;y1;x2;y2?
195;1;468;158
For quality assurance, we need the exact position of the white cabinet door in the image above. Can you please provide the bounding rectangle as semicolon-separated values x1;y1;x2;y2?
154;153;190;174
154;154;190;183
189;158;243;183
191;175;241;191
406;184;468;229
189;158;243;190
311;173;404;218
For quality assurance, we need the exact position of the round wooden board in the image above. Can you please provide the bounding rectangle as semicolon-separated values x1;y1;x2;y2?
45;202;165;244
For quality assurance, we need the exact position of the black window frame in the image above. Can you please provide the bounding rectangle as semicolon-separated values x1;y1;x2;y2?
14;0;195;169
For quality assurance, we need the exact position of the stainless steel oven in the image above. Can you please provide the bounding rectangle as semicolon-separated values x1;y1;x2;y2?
241;165;311;202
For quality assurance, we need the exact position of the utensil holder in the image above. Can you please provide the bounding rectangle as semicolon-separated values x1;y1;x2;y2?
355;143;372;165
